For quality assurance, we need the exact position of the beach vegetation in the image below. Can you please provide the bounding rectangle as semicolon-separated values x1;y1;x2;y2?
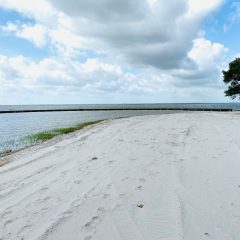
223;58;240;99
25;120;102;143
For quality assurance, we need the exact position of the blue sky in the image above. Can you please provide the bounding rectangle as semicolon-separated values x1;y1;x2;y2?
0;0;239;104
203;0;240;57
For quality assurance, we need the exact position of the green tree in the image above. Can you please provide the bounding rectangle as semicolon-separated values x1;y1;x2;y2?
223;58;240;99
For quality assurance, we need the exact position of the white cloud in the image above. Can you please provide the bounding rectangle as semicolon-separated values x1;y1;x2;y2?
0;0;228;103
188;38;227;67
39;0;221;69
0;41;227;103
187;0;222;17
2;23;48;47
0;55;125;91
0;0;56;23
170;38;227;87
0;0;86;57
0;0;224;68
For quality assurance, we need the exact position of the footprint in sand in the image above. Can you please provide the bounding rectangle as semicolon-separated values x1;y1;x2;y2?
18;224;33;235
119;193;126;198
122;177;129;182
1;210;12;218
4;219;14;228
130;158;137;161
83;208;104;232
74;180;82;185
84;216;99;229
139;178;146;183
84;236;92;240
112;203;122;211
60;170;68;178
102;193;110;199
40;186;49;192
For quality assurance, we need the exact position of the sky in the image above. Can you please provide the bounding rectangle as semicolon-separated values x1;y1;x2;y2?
0;0;239;104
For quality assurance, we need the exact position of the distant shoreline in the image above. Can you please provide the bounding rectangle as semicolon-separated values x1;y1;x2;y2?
0;107;234;114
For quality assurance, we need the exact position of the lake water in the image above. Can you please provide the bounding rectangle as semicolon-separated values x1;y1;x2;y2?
0;103;239;153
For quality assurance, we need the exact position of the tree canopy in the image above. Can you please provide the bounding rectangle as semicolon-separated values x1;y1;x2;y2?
223;58;240;99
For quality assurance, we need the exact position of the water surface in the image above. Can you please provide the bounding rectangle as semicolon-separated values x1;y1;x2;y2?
0;103;239;153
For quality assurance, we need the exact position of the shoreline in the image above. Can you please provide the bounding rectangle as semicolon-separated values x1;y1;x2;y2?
0;120;103;161
0;107;234;114
1;112;240;239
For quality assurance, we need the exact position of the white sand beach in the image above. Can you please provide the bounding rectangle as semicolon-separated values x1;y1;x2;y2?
1;112;240;240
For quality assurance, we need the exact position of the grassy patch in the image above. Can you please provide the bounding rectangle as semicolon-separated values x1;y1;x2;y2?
26;120;102;143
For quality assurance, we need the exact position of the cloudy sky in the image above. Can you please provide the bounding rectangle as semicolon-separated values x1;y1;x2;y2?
0;0;239;104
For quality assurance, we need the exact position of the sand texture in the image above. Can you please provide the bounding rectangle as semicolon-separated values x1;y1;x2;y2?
1;112;240;240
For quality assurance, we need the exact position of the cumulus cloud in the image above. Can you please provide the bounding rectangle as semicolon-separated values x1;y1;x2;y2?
0;50;226;103
187;0;222;17
0;55;123;90
170;38;227;85
0;0;56;22
0;0;228;103
188;38;227;68
0;0;223;68
2;22;48;47
45;0;222;69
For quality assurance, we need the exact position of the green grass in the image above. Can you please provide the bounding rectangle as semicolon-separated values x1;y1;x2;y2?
25;120;102;143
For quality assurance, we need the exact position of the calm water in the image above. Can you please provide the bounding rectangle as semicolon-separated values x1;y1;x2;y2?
1;103;240;111
0;103;239;153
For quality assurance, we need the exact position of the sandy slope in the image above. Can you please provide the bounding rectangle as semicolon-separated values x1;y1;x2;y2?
1;112;240;240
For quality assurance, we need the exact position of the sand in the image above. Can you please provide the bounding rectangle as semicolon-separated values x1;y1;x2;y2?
0;112;240;240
